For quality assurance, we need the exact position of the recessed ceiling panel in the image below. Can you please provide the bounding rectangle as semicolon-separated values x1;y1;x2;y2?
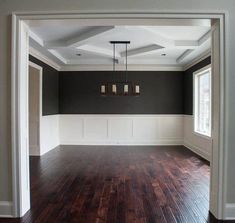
27;19;211;68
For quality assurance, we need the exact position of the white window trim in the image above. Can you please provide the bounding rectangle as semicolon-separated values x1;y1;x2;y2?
193;64;212;138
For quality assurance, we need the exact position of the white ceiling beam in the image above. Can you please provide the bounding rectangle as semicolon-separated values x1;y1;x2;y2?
140;27;174;48
120;44;164;57
174;40;199;49
48;49;68;64
198;30;211;45
176;49;194;63
44;40;64;49
29;30;67;65
77;45;121;58
29;30;44;46
183;49;211;71
45;26;115;49
29;47;61;71
138;27;201;49
176;31;211;63
67;26;115;47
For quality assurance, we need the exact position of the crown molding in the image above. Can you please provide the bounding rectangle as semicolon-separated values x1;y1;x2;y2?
60;64;184;71
183;49;211;71
29;47;61;71
29;46;210;73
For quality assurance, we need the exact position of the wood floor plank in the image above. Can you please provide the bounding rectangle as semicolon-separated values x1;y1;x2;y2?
0;145;216;223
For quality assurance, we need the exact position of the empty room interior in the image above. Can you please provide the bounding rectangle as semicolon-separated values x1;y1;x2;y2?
2;17;220;223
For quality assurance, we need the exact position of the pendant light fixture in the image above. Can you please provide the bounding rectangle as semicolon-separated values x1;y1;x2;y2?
100;41;140;96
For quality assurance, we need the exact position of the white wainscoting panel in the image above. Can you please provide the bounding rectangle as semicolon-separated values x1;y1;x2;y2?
40;115;60;155
183;115;212;161
59;115;184;145
85;118;108;139
225;203;235;220
133;117;159;140
109;118;133;141
59;115;84;144
0;201;13;217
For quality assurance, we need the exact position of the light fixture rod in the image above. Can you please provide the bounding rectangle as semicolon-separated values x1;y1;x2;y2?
110;41;130;44
125;43;128;83
113;43;115;71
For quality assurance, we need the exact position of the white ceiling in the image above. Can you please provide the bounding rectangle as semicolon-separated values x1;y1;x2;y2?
26;19;211;70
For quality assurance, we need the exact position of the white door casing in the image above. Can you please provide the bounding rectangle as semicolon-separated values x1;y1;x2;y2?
11;12;227;219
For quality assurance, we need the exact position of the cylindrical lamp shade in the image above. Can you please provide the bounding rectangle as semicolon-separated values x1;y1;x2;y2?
124;84;129;94
101;85;106;94
112;84;117;94
135;85;140;94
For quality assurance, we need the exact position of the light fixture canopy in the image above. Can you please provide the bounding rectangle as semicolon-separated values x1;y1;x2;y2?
100;41;140;96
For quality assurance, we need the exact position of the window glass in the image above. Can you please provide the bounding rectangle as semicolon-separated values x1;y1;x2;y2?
194;67;211;137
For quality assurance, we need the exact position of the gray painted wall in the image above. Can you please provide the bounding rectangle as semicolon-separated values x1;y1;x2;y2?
0;0;235;205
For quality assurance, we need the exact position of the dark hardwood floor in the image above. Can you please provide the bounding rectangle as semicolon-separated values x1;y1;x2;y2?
0;145;218;223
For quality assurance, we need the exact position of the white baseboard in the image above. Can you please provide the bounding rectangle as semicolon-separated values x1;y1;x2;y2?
0;201;13;217
225;203;235;220
29;145;40;156
60;139;183;146
183;141;210;161
40;145;60;156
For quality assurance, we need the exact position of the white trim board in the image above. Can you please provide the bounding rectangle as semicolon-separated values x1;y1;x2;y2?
29;47;61;71
29;49;210;72
183;115;212;161
60;140;183;146
0;201;13;218
11;12;227;220
60;64;184;71
225;203;235;220
29;45;210;72
30;50;211;72
183;49;211;71
183;141;210;161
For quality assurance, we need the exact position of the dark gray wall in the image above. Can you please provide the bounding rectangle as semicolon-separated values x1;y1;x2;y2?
183;56;211;115
29;55;59;115
59;71;184;114
29;55;210;115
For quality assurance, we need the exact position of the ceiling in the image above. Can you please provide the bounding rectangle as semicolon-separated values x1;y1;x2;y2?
26;19;211;70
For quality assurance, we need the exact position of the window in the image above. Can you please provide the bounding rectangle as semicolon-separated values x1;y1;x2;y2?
194;66;211;137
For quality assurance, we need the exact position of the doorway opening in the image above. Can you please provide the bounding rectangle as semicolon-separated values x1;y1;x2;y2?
28;62;42;156
11;12;226;220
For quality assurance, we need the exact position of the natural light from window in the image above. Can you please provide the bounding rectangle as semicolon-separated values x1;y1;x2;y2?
194;66;211;137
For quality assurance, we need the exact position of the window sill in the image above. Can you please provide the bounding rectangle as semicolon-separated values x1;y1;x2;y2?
194;131;212;140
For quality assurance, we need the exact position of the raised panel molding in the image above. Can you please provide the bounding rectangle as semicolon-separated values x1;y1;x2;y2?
59;115;183;145
0;201;13;217
225;203;235;220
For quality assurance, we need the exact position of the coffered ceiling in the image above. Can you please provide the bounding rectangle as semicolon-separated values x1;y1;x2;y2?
26;19;211;70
